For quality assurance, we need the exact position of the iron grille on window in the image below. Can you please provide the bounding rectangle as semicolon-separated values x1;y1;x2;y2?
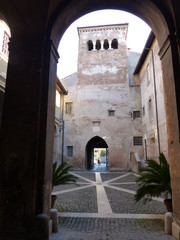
108;110;115;116
133;136;143;146
133;111;140;119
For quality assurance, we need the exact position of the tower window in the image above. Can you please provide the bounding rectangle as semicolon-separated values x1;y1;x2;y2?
133;137;143;146
111;39;118;49
87;40;93;51
96;40;101;50
103;39;109;50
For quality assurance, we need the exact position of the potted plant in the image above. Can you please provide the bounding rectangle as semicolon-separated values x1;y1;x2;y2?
134;153;172;212
51;161;77;208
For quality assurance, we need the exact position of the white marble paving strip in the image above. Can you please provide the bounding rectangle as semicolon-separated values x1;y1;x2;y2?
96;173;112;214
104;173;131;183
104;184;164;203
108;182;136;185
58;212;164;220
70;172;95;183
53;184;94;195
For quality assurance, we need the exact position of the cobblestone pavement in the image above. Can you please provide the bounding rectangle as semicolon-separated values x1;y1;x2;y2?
50;170;175;240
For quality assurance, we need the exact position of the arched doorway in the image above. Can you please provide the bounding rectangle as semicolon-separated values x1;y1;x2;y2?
86;136;108;170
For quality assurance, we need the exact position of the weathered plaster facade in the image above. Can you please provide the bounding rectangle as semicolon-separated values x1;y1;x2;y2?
53;78;68;164
134;33;168;161
62;24;144;170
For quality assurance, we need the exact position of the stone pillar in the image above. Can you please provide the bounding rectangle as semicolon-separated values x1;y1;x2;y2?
159;34;180;238
93;41;96;50
109;40;112;49
101;40;104;50
0;34;58;239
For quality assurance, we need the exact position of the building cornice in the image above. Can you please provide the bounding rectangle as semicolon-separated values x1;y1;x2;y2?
133;31;155;74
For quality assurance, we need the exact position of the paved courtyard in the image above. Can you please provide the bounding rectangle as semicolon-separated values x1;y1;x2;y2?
50;167;175;240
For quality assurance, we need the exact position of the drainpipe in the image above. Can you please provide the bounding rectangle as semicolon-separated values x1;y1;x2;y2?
145;47;161;155
61;94;65;163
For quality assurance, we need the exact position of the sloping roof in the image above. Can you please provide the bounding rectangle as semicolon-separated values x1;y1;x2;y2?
56;77;68;95
133;31;155;74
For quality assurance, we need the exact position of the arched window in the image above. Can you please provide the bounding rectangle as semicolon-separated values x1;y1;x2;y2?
111;38;118;49
103;39;109;50
87;40;93;51
95;40;101;50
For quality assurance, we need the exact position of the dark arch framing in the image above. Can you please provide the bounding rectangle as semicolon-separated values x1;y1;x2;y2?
0;1;180;238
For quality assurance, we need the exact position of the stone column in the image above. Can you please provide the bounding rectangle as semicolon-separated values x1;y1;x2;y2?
159;34;180;239
0;34;57;239
101;40;104;50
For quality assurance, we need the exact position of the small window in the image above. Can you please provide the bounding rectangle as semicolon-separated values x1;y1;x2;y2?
67;146;73;157
133;137;143;146
108;110;115;116
65;102;72;115
87;40;93;51
133;111;140;119
111;38;118;49
96;40;101;50
103;39;109;50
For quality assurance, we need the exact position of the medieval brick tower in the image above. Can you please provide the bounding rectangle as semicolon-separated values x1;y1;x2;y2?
62;24;143;170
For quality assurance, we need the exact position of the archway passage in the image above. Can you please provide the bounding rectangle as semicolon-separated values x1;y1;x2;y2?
86;136;108;170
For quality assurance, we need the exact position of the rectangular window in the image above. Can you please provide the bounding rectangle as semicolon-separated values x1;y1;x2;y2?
65;102;73;115
67;146;73;157
133;111;140;119
108;110;115;116
133;137;143;146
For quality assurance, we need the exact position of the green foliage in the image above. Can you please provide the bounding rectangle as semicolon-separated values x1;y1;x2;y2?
100;149;106;157
135;153;172;203
52;161;77;189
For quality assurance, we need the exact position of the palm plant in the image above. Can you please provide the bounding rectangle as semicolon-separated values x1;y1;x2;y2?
51;161;77;208
134;153;172;211
52;161;77;188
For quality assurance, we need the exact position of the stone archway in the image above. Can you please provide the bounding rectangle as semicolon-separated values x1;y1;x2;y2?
0;1;179;239
86;136;108;170
49;2;180;236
